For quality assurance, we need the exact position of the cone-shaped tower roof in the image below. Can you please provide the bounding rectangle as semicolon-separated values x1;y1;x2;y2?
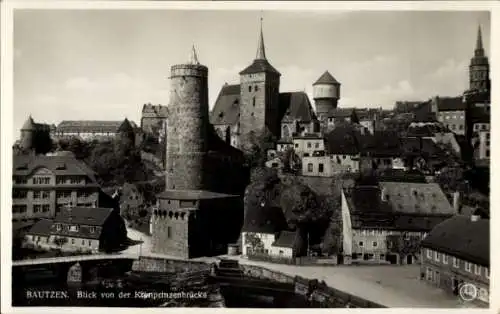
256;17;266;60
313;71;340;85
21;115;35;131
475;24;485;56
188;45;200;65
240;16;280;76
117;118;134;132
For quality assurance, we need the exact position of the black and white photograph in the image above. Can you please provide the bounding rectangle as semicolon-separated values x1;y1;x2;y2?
1;1;495;311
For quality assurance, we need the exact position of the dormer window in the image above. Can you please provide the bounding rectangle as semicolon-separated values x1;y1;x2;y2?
90;226;96;233
56;224;62;231
69;225;79;232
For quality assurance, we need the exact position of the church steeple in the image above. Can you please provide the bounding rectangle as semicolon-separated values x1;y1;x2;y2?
469;23;490;93
475;24;484;56
256;17;266;60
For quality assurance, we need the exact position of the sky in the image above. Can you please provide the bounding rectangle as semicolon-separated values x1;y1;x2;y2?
13;9;490;136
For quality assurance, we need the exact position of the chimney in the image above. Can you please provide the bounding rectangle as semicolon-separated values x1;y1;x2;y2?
452;191;461;213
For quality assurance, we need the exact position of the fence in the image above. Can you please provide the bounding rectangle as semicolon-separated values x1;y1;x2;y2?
247;253;337;266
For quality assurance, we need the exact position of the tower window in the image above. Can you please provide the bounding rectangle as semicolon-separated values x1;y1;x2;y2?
167;226;172;238
251;112;254;117
253;97;256;107
255;85;259;91
249;86;252;92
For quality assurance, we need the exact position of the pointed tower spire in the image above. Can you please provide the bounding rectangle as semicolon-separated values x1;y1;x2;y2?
189;45;200;65
256;15;266;60
475;24;484;55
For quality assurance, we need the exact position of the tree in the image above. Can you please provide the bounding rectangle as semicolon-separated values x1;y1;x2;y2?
243;128;277;167
386;234;421;264
280;148;301;174
244;233;265;254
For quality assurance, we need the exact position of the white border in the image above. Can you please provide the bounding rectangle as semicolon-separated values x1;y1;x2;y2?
1;1;499;314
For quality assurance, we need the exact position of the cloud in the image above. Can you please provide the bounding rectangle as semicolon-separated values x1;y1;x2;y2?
429;58;468;80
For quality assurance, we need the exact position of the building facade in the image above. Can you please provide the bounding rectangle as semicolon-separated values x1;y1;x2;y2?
141;103;168;140
24;206;127;253
12;154;101;223
54;119;138;142
420;214;489;306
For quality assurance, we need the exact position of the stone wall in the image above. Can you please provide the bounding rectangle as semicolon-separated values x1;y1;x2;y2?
131;256;210;273
165;64;209;190
151;213;189;258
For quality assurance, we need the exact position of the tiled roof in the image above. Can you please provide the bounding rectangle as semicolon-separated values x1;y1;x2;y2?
436;96;465;111
13;154;98;183
54;207;114;226
407;122;448;136
210;85;316;126
401;137;441;157
242;205;288;234
325;123;364;155
27;219;54;236
239;59;280;75
272;230;302;249
313;71;340;85
362;130;401;157
279;92;317;123
56;120;133;134
210;84;241;125
156;189;238;201
378;181;454;215
141;104;168;117
421;215;489;267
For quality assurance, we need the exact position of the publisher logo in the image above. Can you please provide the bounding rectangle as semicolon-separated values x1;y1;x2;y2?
459;283;478;302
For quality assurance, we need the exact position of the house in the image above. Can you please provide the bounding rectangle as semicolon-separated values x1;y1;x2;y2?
292;133;325;158
431;96;466;135
241;204;288;257
420;214;489;306
119;183;145;217
141;103;168;139
276;138;294;152
24;206;127;253
54;119;139;141
12;153;101;222
270;230;305;258
340;179;456;265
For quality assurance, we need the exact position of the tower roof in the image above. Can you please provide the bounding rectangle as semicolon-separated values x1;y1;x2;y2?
21;115;35;131
117;118;134;133
313;71;340;85
256;17;266;60
239;17;280;76
188;45;200;65
476;24;484;53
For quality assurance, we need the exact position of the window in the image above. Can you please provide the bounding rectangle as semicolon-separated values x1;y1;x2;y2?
294;144;299;148
56;177;66;184
33;191;41;199
33;177;50;185
167;226;172;238
307;163;313;172
372;241;378;247
69;225;79;232
71;239;75;244
451;124;456;130
426;267;433;281
427;249;432;259
252;97;256;107
249;86;252;92
453;257;459;268
486;150;490;157
56;224;62;231
255;85;259;91
82;240;85;245
89;241;92;247
475;265;482;275
442;254;448;264
342;155;346;159
13;176;28;184
307;142;312;148
33;205;42;213
318;163;324;173
434;251;440;262
465;262;472;272
359;241;364;247
481;124;487;130
42;205;50;212
315;143;319;148
12;205;27;213
485;268;489;279
12;190;27;199
459;125;464;130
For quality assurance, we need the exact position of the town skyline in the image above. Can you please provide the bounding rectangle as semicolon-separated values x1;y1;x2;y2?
13;9;490;136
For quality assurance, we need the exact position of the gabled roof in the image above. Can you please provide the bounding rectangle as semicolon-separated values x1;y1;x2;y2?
56;120;137;134
378;181;455;215
421;215;489;267
272;230;303;249
13;154;98;183
313;71;339;86
239;59;280;76
242;205;288;234
54;207;114;226
210;84;241;125
279;92;317;123
141;104;168;118
117;118;134;133
27;219;53;236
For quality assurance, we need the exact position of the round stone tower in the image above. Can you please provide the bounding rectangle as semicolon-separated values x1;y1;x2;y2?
165;46;209;190
20;115;35;151
313;71;340;119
